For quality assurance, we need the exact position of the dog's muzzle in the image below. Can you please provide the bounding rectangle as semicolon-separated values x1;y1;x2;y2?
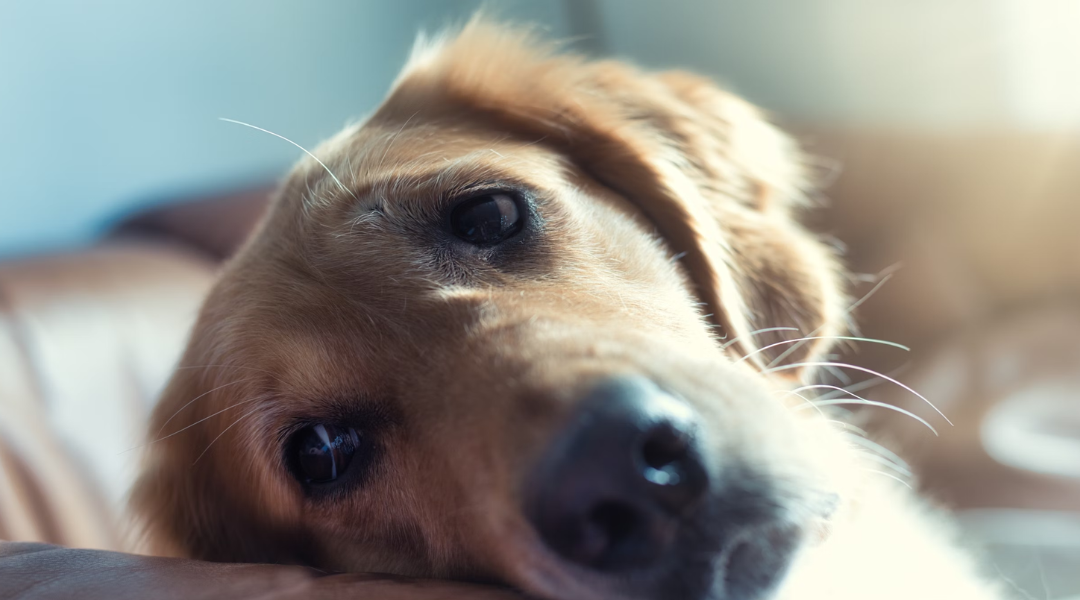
526;376;803;600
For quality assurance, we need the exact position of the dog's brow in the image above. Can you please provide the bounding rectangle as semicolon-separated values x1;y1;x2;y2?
220;117;356;200
357;162;539;210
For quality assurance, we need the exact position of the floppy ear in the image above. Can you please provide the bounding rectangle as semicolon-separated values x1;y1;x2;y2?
650;70;848;368
394;21;846;370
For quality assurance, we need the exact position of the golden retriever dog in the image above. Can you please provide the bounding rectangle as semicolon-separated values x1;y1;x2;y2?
133;18;1001;600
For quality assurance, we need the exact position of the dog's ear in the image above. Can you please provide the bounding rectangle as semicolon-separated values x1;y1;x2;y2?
396;22;845;370
647;70;849;369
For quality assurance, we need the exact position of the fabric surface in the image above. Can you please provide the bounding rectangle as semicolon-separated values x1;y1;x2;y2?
0;542;523;599
0;242;216;550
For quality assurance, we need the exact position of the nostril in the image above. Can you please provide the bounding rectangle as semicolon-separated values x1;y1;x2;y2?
635;422;708;512
639;423;691;486
589;501;639;545
527;376;710;572
582;501;673;569
572;501;643;566
551;500;663;569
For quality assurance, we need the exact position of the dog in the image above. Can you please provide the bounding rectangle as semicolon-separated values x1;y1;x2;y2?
132;18;1002;600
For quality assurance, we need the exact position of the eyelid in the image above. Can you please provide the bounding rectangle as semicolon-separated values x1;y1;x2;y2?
453;179;512;195
447;179;537;203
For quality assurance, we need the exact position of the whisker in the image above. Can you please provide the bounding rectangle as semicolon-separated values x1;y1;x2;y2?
783;384;936;437
844;433;913;476
786;383;874;402
153;378;255;440
767;361;952;426
845;270;899;314
856;450;913;477
784;391;829;418
816;365;911;400
129;396;262;453
736;336;909;365
823;364;853;386
827;420;869;436
219;117;355;198
192;405;264;465
860;467;913;489
785;384;914;471
720;326;800;350
792;398;938;436
174;364;282;379
767;271;897;368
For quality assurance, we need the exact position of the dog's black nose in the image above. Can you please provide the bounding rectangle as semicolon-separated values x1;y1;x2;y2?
526;376;710;570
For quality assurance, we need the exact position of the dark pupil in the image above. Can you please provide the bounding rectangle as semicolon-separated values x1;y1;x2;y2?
296;424;360;483
450;193;522;245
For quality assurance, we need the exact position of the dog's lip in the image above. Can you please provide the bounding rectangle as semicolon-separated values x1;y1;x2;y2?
493;507;725;600
499;541;619;600
507;541;724;600
498;490;836;600
512;552;673;600
487;514;671;600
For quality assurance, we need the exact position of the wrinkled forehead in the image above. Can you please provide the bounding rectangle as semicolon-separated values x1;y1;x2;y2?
307;115;570;211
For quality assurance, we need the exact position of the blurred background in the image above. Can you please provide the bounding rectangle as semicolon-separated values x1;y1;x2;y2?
1;0;1078;597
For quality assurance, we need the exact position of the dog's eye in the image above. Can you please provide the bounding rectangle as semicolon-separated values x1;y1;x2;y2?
450;193;523;245
293;424;361;484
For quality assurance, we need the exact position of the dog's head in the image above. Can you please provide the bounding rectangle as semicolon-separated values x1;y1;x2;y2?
134;20;855;600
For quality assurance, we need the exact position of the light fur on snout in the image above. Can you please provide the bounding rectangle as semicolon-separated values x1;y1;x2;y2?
132;17;1003;600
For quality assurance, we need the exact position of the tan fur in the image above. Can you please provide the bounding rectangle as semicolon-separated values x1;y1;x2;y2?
132;18;1000;600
